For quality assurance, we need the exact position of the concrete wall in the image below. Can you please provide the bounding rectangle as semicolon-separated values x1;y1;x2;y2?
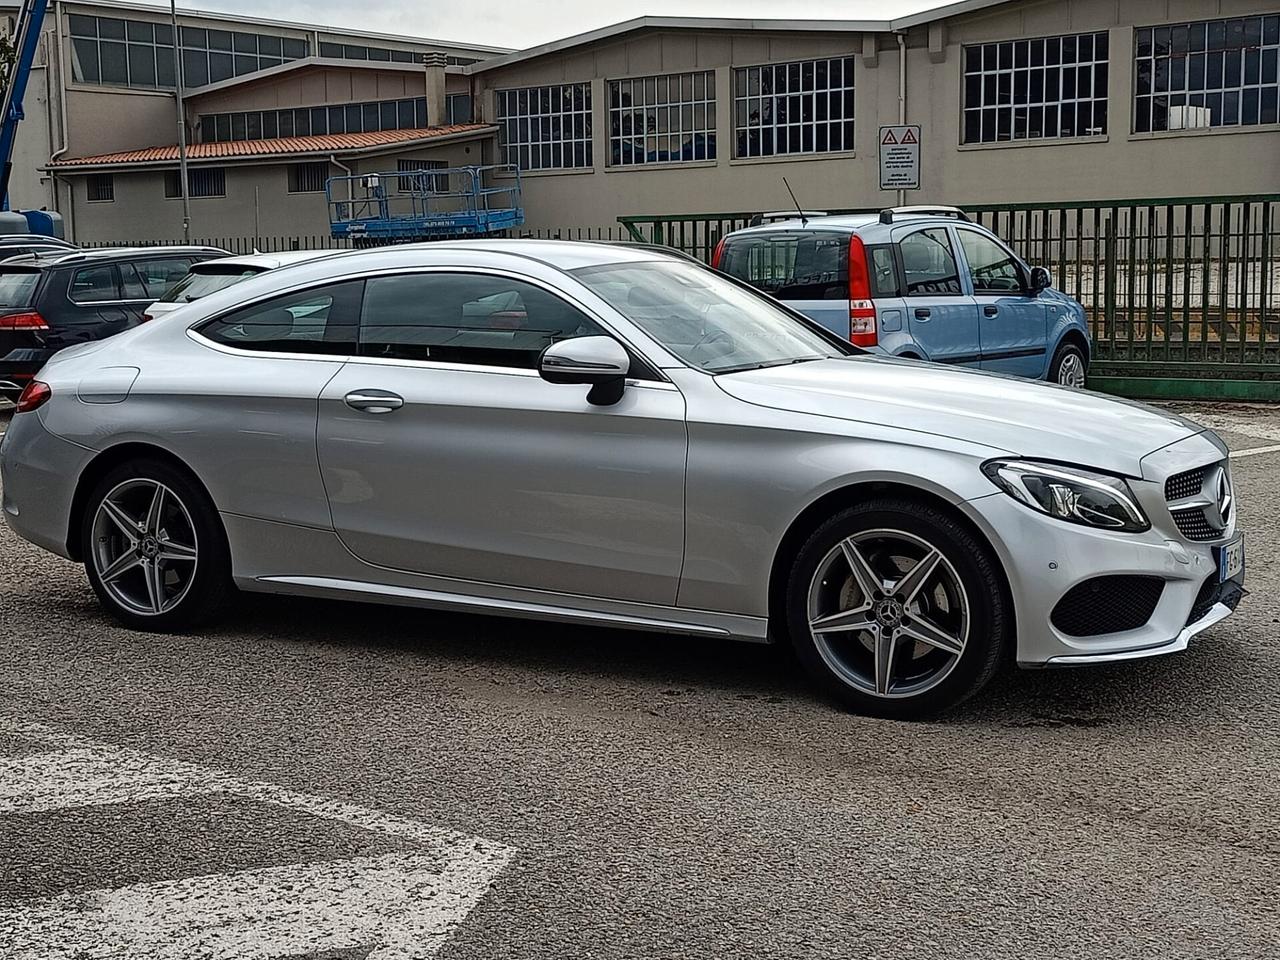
467;0;1280;231
64;138;489;243
185;67;471;115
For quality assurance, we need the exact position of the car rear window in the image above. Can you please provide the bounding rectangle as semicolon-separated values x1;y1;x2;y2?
0;268;41;308
162;264;266;303
719;232;849;300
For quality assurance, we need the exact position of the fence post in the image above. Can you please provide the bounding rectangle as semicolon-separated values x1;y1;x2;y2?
1103;212;1116;356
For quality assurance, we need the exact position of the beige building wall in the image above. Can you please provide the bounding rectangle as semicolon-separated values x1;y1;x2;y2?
468;0;1280;232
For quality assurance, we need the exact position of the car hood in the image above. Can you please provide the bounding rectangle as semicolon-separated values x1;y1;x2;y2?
715;356;1204;477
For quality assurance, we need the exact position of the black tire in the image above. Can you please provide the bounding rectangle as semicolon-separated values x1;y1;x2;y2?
1047;341;1087;387
81;457;233;632
783;497;1008;719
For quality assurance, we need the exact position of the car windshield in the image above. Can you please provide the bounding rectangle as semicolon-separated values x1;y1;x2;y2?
0;269;40;308
570;260;846;373
161;266;265;303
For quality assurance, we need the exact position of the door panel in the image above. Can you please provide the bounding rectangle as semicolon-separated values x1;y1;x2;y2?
896;227;980;365
955;228;1048;378
317;363;688;604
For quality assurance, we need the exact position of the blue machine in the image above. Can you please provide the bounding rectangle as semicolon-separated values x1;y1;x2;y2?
327;164;524;243
0;0;62;237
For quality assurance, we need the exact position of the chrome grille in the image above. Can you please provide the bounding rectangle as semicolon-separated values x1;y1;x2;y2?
1165;466;1209;502
1171;507;1220;541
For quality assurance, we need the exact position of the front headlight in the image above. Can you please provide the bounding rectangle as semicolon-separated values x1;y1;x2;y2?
982;460;1150;532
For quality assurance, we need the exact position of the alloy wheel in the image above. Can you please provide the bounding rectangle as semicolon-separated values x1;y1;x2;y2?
806;528;969;699
90;479;199;617
1057;352;1086;387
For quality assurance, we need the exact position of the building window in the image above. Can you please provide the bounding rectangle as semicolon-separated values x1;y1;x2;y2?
733;57;856;159
200;97;428;144
164;168;226;198
288;162;329;193
446;94;473;124
316;41;474;65
1135;15;1280;132
495;83;592;171
86;173;115;202
69;15;305;90
397;159;449;192
962;32;1109;143
607;71;715;166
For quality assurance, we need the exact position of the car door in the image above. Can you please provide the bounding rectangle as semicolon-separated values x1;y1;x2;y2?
52;262;134;347
894;226;981;365
955;227;1048;378
316;269;688;606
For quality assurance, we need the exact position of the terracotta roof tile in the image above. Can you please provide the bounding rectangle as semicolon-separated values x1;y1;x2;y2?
49;124;495;168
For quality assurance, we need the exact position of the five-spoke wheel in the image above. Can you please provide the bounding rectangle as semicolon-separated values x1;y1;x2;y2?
82;459;232;631
786;498;1008;718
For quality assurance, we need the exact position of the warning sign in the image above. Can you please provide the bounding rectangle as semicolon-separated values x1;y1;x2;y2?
878;125;921;190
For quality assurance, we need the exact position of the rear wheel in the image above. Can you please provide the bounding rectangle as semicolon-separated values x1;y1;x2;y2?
784;498;1008;718
81;459;232;632
1049;342;1087;387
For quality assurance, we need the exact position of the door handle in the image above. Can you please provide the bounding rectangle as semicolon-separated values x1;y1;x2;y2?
983;305;999;317
914;307;931;319
344;390;404;414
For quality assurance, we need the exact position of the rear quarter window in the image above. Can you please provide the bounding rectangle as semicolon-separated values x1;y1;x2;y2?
0;269;41;308
720;232;849;300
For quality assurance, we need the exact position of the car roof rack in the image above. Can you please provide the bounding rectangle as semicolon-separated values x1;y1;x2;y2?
748;210;829;227
878;205;970;225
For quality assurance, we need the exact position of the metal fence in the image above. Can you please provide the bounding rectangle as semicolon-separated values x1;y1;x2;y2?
618;194;1280;390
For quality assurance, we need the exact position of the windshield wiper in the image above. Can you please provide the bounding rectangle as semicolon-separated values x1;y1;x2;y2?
712;355;830;374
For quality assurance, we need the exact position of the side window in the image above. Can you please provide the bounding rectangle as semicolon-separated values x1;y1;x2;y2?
898;228;963;296
957;230;1026;294
199;281;363;354
119;263;149;300
866;245;900;297
68;264;120;302
359;273;607;369
132;258;196;298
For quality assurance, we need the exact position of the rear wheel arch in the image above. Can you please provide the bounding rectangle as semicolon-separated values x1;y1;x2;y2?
66;443;220;561
767;481;1015;650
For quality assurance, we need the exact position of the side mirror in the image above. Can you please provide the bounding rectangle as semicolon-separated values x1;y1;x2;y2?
539;336;631;406
1030;266;1053;292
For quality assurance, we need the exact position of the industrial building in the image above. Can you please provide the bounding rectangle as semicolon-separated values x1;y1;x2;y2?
4;0;1278;243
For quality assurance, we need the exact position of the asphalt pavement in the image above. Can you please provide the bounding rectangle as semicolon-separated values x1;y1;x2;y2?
1;400;1277;959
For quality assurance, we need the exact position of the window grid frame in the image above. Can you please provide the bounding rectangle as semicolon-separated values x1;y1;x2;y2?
1133;15;1280;133
69;14;306;91
732;56;857;160
164;168;226;199
607;70;717;167
961;31;1110;145
199;97;436;143
86;173;115;203
287;161;330;194
495;83;593;172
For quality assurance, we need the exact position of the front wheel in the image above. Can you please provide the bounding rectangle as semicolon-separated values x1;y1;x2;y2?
783;498;1009;719
1048;342;1087;388
82;458;232;632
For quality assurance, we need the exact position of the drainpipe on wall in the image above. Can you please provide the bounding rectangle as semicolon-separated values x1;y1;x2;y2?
50;2;72;230
329;154;353;249
896;31;907;206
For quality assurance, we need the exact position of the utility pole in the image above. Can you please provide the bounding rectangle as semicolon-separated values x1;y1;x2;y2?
170;0;191;242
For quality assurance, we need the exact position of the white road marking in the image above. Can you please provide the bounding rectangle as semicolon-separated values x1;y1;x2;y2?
1187;410;1280;444
0;721;516;959
1230;442;1280;460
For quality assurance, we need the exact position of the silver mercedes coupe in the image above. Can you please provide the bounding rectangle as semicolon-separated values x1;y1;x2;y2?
0;240;1244;717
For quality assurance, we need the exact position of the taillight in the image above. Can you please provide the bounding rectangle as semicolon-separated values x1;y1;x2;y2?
140;313;154;323
14;379;51;414
0;311;49;331
711;237;726;269
847;234;877;347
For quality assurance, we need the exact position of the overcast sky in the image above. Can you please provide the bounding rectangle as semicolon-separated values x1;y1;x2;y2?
133;1;943;49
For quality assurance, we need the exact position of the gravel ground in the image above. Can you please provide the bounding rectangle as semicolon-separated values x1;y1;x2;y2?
0;400;1277;958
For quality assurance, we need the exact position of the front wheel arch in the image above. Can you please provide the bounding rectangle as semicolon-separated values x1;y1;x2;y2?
66;443;220;562
767;481;1015;655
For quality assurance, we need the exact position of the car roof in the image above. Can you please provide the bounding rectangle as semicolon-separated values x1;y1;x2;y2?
725;211;976;241
189;249;348;271
0;245;229;268
0;233;76;246
334;238;681;272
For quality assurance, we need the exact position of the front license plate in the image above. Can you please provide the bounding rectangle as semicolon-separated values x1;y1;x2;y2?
1219;535;1244;583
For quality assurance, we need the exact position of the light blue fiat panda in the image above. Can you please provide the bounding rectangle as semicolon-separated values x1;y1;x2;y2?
713;206;1091;386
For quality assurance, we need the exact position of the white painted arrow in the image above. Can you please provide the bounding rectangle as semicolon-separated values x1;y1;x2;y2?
0;721;516;959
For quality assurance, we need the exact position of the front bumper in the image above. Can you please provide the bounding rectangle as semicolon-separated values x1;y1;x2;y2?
962;443;1242;667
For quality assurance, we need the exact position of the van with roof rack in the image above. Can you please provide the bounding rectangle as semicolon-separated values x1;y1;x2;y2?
712;206;1090;386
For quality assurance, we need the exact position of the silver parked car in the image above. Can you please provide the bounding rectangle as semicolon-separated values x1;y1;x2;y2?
0;241;1244;717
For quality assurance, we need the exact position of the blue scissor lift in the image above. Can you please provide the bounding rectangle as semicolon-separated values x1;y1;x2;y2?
327;164;524;244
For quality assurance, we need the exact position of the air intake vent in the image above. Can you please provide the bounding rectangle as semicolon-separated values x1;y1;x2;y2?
1050;575;1164;637
1171;507;1221;542
1165;466;1209;502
